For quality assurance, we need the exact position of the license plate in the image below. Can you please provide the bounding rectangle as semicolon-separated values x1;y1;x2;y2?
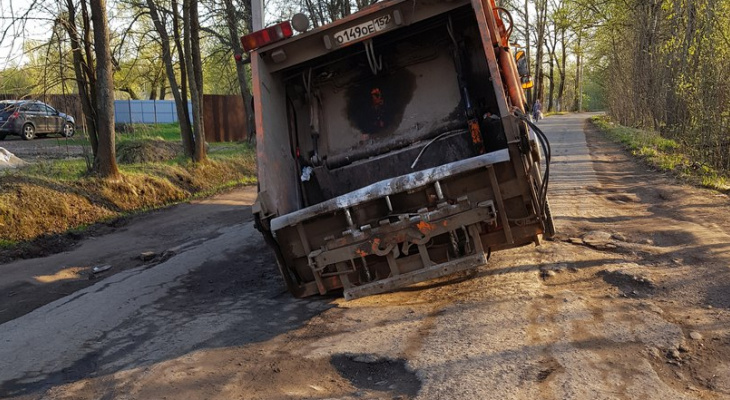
334;14;393;46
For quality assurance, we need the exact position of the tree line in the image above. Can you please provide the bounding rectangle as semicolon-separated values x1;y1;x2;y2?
0;0;256;177
1;0;727;177
502;0;729;172
592;0;730;172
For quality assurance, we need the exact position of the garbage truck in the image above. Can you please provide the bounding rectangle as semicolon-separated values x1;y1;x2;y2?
244;0;554;300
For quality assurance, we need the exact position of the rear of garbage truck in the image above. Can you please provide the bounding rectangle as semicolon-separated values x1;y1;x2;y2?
247;0;554;300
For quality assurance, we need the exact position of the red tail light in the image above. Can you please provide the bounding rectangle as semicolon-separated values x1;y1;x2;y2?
241;21;294;52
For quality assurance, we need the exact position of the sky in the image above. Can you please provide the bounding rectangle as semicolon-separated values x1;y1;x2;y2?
0;0;272;70
0;0;59;68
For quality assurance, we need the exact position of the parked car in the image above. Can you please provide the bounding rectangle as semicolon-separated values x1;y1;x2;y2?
0;100;75;140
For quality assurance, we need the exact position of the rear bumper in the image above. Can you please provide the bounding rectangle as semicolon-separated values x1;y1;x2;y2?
271;149;511;231
0;120;19;133
266;148;547;299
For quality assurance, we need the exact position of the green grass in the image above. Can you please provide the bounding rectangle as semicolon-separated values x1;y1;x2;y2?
544;111;569;117
37;123;252;150
0;239;17;249
53;123;185;147
1;123;258;244
21;159;89;181
1;142;257;242
591;115;729;192
117;123;183;142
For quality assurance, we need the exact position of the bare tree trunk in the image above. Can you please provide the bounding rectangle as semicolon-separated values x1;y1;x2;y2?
534;0;548;103
146;0;194;158
89;0;119;178
158;79;166;100
546;15;558;112
61;0;98;158
557;28;566;111
573;34;583;112
172;0;194;157
547;43;555;111
120;87;140;100
171;0;189;113
183;0;206;162
223;0;254;141
149;79;158;100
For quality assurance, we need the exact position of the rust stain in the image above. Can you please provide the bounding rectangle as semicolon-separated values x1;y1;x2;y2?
355;249;368;258
346;68;416;135
469;119;485;154
371;237;382;252
417;221;436;235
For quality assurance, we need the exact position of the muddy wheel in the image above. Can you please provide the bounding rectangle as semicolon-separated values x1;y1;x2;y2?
21;124;35;140
61;122;75;138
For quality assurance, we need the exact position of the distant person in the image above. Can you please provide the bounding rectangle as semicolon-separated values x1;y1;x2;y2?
532;99;542;122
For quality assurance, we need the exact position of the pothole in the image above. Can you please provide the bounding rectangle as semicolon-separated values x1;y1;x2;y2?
520;356;564;384
597;268;656;298
330;353;421;398
606;193;640;204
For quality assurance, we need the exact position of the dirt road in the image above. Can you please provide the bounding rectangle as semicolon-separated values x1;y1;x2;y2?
0;135;84;160
1;114;729;399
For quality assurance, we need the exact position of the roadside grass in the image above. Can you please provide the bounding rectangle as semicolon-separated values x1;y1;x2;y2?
56;123;184;147
0;136;257;243
590;115;729;192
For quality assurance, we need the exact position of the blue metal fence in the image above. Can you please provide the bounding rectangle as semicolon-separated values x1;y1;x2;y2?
114;100;193;124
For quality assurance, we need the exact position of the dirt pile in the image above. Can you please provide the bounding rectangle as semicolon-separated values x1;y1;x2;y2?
116;139;183;164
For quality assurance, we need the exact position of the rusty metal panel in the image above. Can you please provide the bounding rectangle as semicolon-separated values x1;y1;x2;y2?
470;0;510;118
252;51;301;217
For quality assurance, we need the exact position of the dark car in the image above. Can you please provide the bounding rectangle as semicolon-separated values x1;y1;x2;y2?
0;100;75;141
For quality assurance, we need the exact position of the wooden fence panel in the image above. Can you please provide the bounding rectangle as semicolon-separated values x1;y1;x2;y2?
203;94;248;143
2;94;250;143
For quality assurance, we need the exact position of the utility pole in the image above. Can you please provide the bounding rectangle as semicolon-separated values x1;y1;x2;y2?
252;0;264;30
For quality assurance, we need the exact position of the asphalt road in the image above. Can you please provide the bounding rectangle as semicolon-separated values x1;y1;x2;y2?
1;114;729;399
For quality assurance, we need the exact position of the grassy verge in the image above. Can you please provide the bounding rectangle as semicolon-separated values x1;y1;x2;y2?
0;126;257;244
590;115;729;192
56;123;190;146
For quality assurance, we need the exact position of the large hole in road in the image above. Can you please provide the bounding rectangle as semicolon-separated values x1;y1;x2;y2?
597;269;656;298
330;353;421;398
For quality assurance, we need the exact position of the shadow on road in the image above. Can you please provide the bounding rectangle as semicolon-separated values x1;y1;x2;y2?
0;235;334;398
